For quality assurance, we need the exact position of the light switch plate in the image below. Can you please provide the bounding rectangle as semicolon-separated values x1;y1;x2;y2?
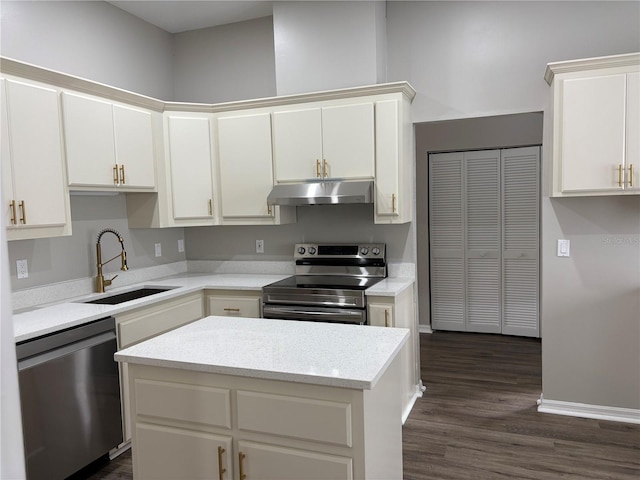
256;240;264;254
557;239;570;257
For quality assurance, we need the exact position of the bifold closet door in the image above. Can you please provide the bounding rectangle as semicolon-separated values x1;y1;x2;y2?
465;150;501;334
429;152;465;331
501;146;540;337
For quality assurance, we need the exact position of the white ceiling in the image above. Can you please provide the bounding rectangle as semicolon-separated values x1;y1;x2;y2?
107;1;274;33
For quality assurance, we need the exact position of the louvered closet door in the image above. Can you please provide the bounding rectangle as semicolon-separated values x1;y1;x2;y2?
429;152;466;331
465;150;502;333
501;147;540;337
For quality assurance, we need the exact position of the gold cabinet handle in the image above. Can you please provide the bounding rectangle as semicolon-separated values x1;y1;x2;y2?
630;164;634;188
392;193;396;213
316;159;321;178
9;200;17;225
239;452;247;480
217;446;226;480
618;164;623;187
113;164;119;185
267;204;272;215
208;199;213;216
384;309;390;327
18;200;26;224
119;164;126;184
223;308;240;313
323;159;328;178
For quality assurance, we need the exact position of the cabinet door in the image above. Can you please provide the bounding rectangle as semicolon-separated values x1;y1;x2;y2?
465;150;501;334
4;79;67;228
560;74;626;192
62;92;116;188
113;104;155;189
429;152;466;332
369;303;394;327
1;79;15;226
322;103;374;179
273;107;323;182
238;441;352;480
207;296;261;318
218;113;275;221
626;72;640;191
136;424;232;480
166;115;216;222
375;99;400;217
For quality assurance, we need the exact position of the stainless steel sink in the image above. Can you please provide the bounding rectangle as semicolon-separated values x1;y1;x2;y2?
82;287;175;305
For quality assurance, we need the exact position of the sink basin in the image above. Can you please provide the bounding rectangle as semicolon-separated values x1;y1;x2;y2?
83;287;175;305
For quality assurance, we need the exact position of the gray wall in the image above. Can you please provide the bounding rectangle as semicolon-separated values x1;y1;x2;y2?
185;204;413;263
387;1;640;410
0;0;174;100
8;195;186;290
173;16;277;103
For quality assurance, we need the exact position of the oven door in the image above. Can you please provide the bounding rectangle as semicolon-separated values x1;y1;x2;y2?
262;304;366;325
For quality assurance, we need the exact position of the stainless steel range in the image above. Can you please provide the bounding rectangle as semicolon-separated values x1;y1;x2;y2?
262;243;386;325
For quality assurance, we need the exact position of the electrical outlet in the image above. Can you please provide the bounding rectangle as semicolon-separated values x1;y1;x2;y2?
155;243;162;257
178;239;185;253
256;239;264;254
16;259;28;279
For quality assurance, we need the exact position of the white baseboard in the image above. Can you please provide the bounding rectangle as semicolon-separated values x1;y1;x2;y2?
537;394;640;424
402;383;425;424
418;324;433;334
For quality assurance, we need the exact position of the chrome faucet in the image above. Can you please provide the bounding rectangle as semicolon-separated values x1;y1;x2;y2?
96;228;128;293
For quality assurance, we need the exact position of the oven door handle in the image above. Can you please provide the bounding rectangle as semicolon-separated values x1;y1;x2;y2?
263;305;366;324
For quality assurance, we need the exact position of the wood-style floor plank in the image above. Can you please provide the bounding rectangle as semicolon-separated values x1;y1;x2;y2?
85;331;640;479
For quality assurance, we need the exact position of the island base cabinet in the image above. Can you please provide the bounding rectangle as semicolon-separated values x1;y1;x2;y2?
238;441;352;480
136;424;232;480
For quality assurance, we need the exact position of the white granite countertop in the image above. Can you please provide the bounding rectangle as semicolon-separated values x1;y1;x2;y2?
13;272;415;343
115;316;409;390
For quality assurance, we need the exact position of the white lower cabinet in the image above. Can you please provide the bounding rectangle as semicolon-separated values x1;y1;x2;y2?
115;293;204;442
128;357;403;480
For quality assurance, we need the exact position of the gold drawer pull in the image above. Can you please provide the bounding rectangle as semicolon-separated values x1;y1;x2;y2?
9;200;17;225
267;204;272;215
239;452;247;480
223;308;240;313
217;446;226;480
208;199;213;216
18;200;26;224
384;309;390;327
316;159;321;178
113;164;119;184
392;193;396;213
323;159;328;177
630;164;634;188
119;164;126;184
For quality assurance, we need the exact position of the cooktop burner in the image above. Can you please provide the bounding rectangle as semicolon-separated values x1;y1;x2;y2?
266;275;384;291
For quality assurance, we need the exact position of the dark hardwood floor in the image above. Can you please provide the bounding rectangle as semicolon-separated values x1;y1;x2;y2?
84;332;640;480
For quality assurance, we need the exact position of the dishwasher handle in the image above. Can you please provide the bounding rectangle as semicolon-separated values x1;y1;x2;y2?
18;330;117;371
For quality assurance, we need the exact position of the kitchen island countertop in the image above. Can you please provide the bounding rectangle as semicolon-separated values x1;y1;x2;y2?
115;315;409;389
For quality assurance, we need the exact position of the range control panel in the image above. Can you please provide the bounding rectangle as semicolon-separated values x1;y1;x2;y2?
294;243;385;259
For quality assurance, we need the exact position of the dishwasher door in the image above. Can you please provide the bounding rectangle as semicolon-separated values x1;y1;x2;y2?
17;317;123;480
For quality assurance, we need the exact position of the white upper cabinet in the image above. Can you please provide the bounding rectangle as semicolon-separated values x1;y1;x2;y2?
273;101;375;183
165;114;217;225
62;91;156;191
547;53;640;196
216;111;295;225
1;78;71;240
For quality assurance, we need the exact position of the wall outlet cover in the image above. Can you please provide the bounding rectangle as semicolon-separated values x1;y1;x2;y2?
178;239;185;253
256;239;264;254
17;259;28;279
155;243;162;257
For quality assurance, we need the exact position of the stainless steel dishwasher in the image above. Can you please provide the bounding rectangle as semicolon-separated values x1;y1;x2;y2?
16;316;123;480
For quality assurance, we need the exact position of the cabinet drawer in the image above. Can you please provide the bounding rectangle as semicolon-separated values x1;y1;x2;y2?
207;296;261;318
237;391;352;447
238;440;353;480
135;379;231;429
118;294;203;348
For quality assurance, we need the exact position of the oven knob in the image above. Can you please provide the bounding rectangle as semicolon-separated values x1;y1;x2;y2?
360;247;369;255
297;246;306;255
308;247;317;255
372;247;381;255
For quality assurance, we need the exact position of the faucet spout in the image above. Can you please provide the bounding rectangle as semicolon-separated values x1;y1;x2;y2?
96;228;128;293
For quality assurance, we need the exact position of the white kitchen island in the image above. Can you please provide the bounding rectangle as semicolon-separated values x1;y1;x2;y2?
115;316;409;480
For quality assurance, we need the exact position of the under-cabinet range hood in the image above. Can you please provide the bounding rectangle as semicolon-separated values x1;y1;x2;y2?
267;180;373;207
